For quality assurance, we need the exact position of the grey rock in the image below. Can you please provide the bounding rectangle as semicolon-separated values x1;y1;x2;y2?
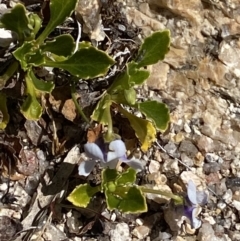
203;162;221;174
164;142;178;155
109;223;131;241
179;140;198;158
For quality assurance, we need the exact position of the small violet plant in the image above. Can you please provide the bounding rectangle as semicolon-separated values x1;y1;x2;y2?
184;180;208;229
78;138;143;176
68;135;184;214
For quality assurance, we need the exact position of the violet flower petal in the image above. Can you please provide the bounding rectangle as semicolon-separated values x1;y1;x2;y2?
78;160;96;176
121;158;143;172
102;159;119;169
191;207;202;229
184;206;194;220
196;190;208;205
187;180;198;205
107;151;119;163
184;206;201;229
107;140;126;162
84;142;104;161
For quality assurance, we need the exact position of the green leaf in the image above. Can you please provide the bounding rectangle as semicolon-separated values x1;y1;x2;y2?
28;70;54;94
79;41;92;49
136;30;170;68
107;71;130;94
37;0;78;44
118;106;156;152
116;168;136;185
44;46;115;78
102;169;118;186
26;49;45;66
67;184;100;208
123;88;136;105
128;62;150;85
102;169;121;210
138;101;170;132
105;186;147;213
21;95;42;120
0;61;19;90
105;190;121;211
13;41;45;69
21;69;43;120
102;168;147;213
107;62;149;94
44;53;67;62
0;93;9;129
91;94;112;124
41;34;75;57
118;186;147;213
110;92;130;105
0;4;32;42
13;41;34;70
28;13;42;38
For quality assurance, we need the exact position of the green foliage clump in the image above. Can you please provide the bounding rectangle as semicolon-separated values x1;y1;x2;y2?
0;0;177;214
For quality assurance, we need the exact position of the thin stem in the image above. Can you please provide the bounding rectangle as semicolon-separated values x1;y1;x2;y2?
155;141;193;171
74;21;81;54
140;187;183;204
101;94;114;142
71;83;90;124
0;61;18;87
105;104;113;142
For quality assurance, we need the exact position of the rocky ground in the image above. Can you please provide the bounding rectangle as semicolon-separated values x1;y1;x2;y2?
1;0;240;240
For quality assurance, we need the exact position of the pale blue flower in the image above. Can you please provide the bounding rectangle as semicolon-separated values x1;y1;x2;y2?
184;180;208;229
78;139;143;176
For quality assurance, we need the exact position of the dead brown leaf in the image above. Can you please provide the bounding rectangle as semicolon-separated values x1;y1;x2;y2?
87;124;102;143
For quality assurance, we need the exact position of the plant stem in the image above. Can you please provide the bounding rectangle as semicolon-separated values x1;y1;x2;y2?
0;61;18;88
105;103;113;142
70;84;90;124
140;187;183;204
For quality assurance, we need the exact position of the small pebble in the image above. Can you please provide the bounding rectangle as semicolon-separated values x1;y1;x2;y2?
235;223;240;231
205;153;219;163
197;222;217;240
194;152;204;166
148;160;160;173
0;28;15;47
229;231;240;240
175;236;185;241
0;183;8;192
164;142;177;155
223;219;232;229
66;216;82;234
14;185;31;208
179;140;198;158
203;214;216;225
222;189;232;203
136;218;144;226
214;224;225;236
183;122;191;133
203;162;221;174
224;209;233;219
132;225;150;239
173;132;185;143
217;201;226;210
162;159;180;175
180;153;194;167
0;216;22;241
109;223;131;241
158;231;172;240
111;212;117;221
